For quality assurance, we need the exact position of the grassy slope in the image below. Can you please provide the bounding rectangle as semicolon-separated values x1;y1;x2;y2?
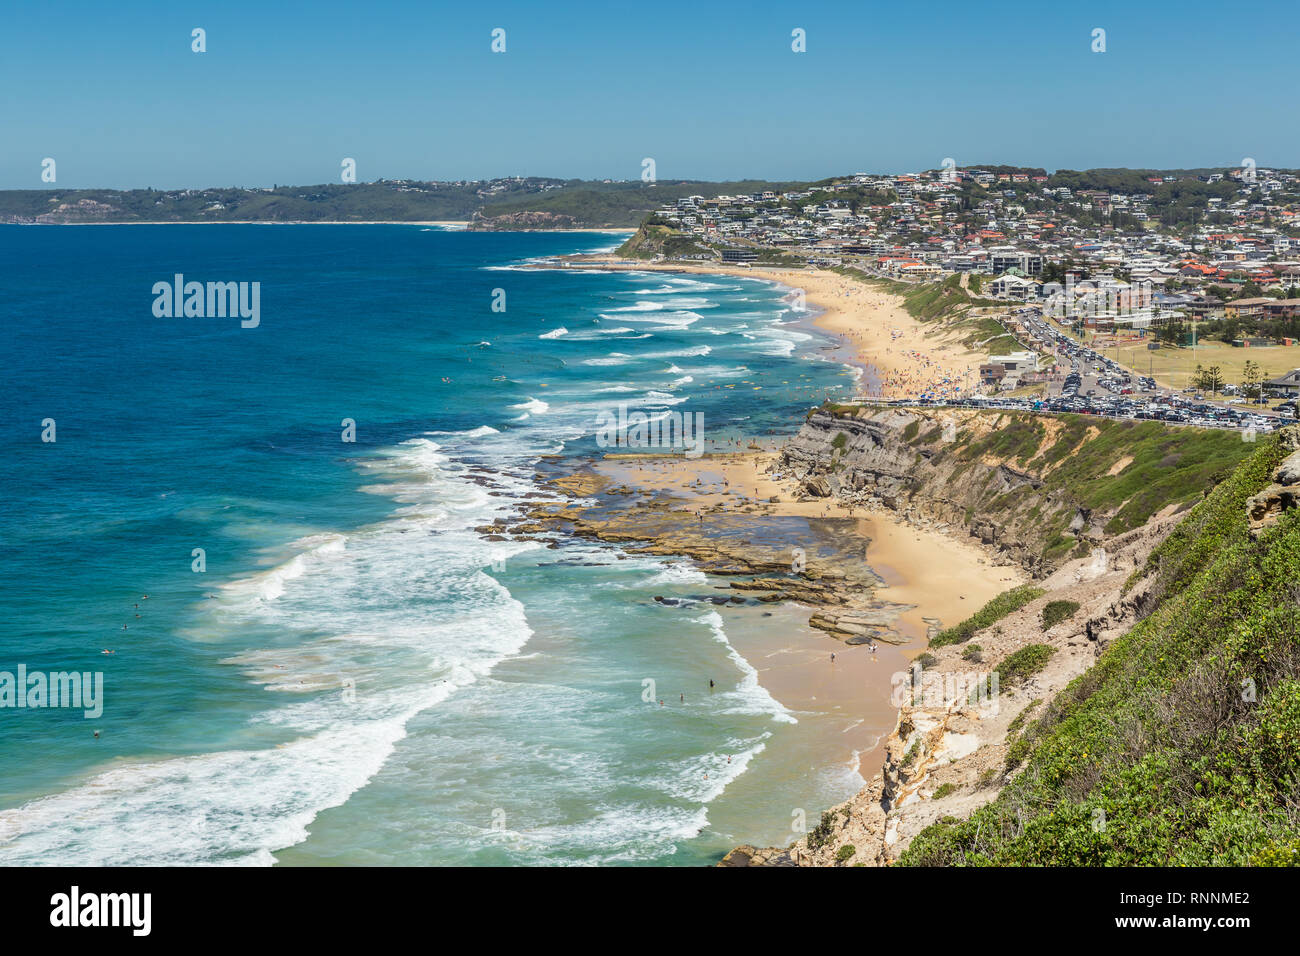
899;432;1300;865
840;271;1018;351
924;413;1255;546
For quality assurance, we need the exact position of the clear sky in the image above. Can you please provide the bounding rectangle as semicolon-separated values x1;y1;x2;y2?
2;0;1294;189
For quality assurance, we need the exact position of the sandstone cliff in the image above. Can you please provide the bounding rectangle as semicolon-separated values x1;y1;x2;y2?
776;405;1250;578
723;408;1266;867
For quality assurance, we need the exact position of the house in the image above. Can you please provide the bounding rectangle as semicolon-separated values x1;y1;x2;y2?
980;351;1038;389
1224;297;1273;319
1263;298;1300;318
1264;369;1300;397
988;274;1040;300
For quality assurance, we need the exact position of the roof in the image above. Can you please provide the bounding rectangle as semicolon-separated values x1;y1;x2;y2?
1266;369;1300;386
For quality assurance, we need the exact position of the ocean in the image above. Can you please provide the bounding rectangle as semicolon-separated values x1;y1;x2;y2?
0;224;870;865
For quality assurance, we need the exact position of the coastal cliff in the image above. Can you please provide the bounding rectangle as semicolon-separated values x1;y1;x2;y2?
725;419;1300;867
777;405;1252;578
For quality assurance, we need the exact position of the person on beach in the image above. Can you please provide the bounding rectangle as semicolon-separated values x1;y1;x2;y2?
831;652;836;663
709;679;715;690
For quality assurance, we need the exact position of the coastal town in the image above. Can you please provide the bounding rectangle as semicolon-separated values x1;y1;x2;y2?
631;164;1300;430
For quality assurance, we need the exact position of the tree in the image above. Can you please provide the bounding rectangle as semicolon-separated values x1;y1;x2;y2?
1194;364;1225;393
1157;317;1185;346
1241;359;1262;401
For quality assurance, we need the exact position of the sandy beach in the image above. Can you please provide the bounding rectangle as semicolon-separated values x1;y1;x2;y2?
528;258;1019;807
522;447;1025;792
595;450;1024;646
568;256;988;401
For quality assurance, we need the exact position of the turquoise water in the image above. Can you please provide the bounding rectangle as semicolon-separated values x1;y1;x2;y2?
0;224;866;865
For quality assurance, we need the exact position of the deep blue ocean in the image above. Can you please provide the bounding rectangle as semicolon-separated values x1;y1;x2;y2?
0;224;868;865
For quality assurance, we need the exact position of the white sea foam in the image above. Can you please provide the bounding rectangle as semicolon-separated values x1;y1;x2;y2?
0;431;543;865
510;397;550;415
699;611;797;725
581;352;632;366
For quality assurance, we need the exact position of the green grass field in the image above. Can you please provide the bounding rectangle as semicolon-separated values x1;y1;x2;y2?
1084;336;1300;394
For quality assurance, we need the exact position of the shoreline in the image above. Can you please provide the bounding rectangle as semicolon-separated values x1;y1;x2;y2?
500;444;1024;857
516;254;1019;860
533;255;988;402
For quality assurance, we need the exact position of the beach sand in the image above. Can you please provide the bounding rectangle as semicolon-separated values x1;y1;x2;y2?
543;255;1017;833
572;256;988;400
591;449;1026;783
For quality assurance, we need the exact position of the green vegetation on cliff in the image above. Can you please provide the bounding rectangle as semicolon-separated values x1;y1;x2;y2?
616;223;715;260
900;433;1300;865
907;412;1256;539
930;584;1047;648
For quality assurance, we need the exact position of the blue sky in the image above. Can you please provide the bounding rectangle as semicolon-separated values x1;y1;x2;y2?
1;0;1294;188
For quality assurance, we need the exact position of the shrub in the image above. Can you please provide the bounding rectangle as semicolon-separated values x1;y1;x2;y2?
997;644;1056;687
1041;600;1081;631
836;844;857;863
915;652;938;669
806;810;838;851
962;643;983;663
1006;698;1042;738
931;584;1047;647
933;783;957;799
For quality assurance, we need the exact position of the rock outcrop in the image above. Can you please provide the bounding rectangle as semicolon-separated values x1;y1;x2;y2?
1246;427;1300;537
776;406;1208;578
723;488;1184;866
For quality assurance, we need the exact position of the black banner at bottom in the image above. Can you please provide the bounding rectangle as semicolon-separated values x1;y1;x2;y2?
0;865;1274;942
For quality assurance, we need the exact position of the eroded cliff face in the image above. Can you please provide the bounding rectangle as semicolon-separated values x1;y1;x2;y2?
722;514;1175;867
778;406;1188;578
721;406;1242;868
